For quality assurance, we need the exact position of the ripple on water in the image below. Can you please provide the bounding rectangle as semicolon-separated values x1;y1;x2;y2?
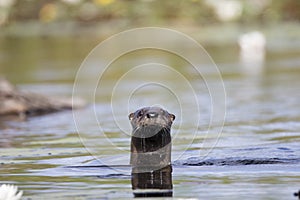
179;157;300;166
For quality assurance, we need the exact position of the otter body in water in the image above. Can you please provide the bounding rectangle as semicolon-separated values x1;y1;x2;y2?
129;107;175;168
129;107;175;197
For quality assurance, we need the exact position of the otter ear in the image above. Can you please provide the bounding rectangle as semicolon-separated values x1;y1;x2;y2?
170;114;175;122
129;113;134;121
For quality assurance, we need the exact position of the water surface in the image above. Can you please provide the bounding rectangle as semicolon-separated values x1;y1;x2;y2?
0;31;300;199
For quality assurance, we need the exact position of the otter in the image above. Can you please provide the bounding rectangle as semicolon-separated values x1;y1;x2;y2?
129;107;175;197
129;107;175;168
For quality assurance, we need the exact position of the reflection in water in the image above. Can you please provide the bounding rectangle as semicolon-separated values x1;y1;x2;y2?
131;165;173;197
238;31;266;75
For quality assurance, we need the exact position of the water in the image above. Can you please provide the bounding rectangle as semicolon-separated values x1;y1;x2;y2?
0;30;300;199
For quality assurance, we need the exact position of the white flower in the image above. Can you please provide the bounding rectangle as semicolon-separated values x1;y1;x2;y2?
0;184;23;200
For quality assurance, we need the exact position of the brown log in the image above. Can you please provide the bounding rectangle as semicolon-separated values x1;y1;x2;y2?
0;77;85;118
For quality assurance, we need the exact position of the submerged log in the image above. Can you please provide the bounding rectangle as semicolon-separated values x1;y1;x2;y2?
0;77;85;118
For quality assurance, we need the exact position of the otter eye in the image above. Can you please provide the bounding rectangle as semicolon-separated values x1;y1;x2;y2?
137;111;143;118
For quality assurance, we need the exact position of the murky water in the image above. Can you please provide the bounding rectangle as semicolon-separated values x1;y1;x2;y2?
0;30;300;199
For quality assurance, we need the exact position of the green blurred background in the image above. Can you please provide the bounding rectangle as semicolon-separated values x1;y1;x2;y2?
0;0;299;36
0;0;299;84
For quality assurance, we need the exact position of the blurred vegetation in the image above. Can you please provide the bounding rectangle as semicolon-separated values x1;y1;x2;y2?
0;0;300;83
0;0;299;27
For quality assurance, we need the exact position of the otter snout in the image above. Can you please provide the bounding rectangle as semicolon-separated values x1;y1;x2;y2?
146;111;158;119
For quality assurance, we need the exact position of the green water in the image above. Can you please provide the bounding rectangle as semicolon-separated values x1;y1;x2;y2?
0;26;300;199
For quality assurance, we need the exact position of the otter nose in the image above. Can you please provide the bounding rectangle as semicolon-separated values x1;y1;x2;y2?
146;112;158;118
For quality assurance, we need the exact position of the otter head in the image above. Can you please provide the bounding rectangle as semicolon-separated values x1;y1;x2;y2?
129;107;175;139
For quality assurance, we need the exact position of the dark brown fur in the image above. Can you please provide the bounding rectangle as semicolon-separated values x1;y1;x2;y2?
129;107;175;167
